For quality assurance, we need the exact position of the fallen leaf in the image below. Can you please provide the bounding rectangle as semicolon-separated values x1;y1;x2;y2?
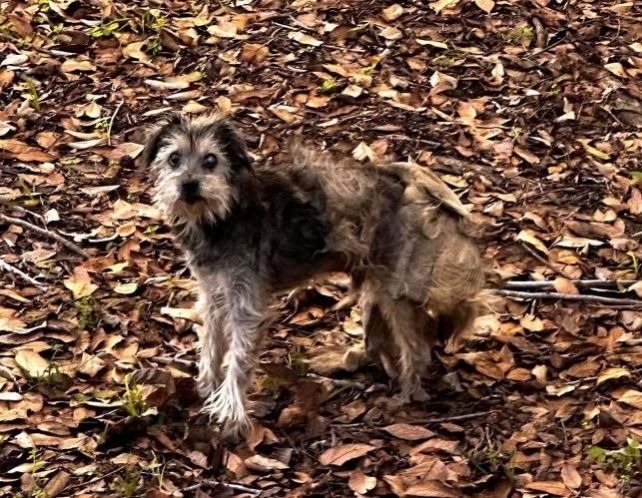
561;463;582;489
319;443;375;466
382;4;404;21
383;423;435;441
525;481;569;496
288;31;323;46
63;267;98;299
516;229;548;254
349;471;377;494
15;350;50;378
597;367;630;385
475;0;495;12
617;389;642;409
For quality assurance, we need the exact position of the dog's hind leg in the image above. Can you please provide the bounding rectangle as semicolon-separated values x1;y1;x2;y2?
359;289;398;379
377;294;433;403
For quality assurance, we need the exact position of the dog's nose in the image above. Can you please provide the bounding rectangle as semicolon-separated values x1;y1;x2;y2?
180;180;201;204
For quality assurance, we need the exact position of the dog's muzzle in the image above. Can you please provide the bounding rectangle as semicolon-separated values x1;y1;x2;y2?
180;180;201;204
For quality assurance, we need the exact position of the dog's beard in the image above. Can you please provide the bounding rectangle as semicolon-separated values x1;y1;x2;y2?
153;172;236;238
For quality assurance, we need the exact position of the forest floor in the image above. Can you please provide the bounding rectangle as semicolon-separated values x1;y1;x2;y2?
1;0;642;496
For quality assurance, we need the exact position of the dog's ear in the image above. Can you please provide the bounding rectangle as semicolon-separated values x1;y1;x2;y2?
216;121;251;170
142;112;185;167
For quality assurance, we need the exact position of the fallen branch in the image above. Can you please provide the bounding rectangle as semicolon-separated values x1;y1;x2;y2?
497;289;642;307
151;356;197;371
0;258;47;290
183;480;261;495
306;373;366;390
107;100;124;146
415;410;497;424
0;213;88;259
504;279;639;290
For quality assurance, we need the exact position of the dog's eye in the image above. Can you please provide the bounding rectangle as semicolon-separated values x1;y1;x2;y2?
203;154;218;170
169;152;181;168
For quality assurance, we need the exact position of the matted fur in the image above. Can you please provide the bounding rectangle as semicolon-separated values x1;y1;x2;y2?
144;112;485;437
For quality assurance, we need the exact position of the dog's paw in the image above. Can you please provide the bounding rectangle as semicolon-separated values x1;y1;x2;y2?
202;381;252;440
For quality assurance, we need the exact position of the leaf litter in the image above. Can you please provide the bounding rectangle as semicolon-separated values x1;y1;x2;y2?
2;0;642;496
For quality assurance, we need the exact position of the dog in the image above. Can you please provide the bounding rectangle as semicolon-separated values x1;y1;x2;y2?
143;112;485;436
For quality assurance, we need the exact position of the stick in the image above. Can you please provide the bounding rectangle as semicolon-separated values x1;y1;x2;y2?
0;258;47;290
532;17;546;49
497;289;642;307
415;410;497;424
107;100;124;146
151;356;197;371
504;279;639;290
182;480;261;495
306;373;366;390
0;213;88;259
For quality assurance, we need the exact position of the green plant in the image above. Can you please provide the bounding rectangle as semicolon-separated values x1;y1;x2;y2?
319;77;339;94
502;25;534;46
110;467;140;498
122;373;147;417
139;8;168;33
89;21;120;39
589;438;641;484
75;296;98;330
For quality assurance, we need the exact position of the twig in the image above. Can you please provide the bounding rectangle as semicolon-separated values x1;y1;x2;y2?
183;480;261;495
306;373;366;390
520;242;572;279
0;213;88;259
531;17;547;49
504;279;639;291
151;356;197;371
497;289;642;307
107;100;124;146
414;410;496;424
0;258;47;290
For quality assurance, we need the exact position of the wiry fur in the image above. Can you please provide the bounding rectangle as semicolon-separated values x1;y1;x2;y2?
144;112;485;437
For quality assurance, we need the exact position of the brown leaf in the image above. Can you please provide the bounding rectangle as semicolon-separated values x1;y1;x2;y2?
382;4;404;21
43;470;70;497
597;367;631;385
475;0;495;12
0;307;27;333
617;389;642;409
63;267;98;299
553;277;579;295
383;423;435;441
241;43;269;64
318;443;375;466
348;471;377;494
525;481;569;496
405;481;458;498
561;463;582;489
244;454;289;473
15;350;50;378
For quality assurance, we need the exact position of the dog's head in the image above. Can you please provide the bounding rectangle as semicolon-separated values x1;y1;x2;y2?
143;112;251;226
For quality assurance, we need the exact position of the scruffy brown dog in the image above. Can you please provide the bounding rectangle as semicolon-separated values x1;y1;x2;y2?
144;112;484;436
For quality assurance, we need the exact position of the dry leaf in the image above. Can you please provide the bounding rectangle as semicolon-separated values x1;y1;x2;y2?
63;267;98;299
382;4;404;21
15;350;50;378
525;481;569;496
348;471;377;494
475;0;495;12
383;423;435;441
617;389;642;409
288;31;323;46
516;229;548;254
561;463;582;489
597;367;630;385
319;443;375;466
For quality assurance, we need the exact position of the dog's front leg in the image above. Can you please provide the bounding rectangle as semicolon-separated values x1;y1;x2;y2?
195;290;228;399
202;273;266;437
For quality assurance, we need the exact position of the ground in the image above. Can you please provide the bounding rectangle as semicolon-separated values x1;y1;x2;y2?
1;0;642;496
